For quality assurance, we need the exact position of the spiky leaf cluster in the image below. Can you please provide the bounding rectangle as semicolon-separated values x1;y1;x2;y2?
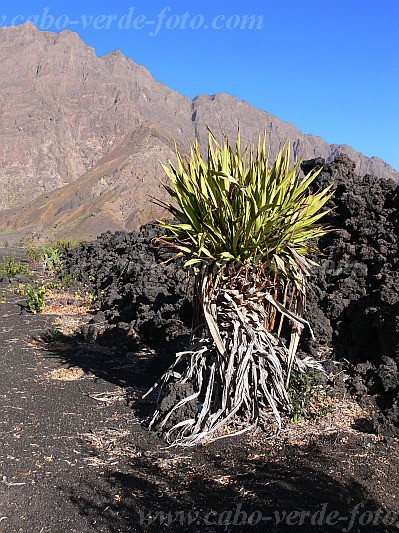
156;130;332;285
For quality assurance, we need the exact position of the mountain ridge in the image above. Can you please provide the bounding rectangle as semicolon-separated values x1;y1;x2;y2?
0;22;397;243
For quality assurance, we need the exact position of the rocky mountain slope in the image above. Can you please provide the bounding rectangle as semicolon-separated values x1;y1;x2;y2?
0;122;179;242
0;22;398;242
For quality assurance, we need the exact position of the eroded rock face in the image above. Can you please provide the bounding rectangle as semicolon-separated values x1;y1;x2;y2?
0;23;398;242
0;22;192;212
62;155;399;434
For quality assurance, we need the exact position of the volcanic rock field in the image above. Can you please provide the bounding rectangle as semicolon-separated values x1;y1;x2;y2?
62;155;399;436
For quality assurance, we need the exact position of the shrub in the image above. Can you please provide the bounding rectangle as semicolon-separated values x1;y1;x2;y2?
26;287;46;314
145;130;332;445
0;254;31;278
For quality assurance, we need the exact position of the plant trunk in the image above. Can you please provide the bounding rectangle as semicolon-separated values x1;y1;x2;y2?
144;265;322;446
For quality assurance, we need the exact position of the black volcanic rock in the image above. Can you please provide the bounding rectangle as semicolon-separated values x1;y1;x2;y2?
63;224;193;355
301;155;399;434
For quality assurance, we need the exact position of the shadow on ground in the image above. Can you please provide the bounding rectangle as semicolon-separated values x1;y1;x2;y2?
67;435;397;532
38;331;398;533
38;329;172;390
37;328;174;425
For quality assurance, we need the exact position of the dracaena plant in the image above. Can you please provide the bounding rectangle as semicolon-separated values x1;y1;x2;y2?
145;130;333;446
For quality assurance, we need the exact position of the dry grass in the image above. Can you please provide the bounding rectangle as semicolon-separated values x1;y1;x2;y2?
45;366;87;381
269;395;372;446
43;288;94;316
80;428;137;466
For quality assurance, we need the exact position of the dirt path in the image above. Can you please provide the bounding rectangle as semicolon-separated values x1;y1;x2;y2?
0;251;398;532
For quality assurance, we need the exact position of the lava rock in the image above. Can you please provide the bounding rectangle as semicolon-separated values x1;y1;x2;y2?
62;223;193;354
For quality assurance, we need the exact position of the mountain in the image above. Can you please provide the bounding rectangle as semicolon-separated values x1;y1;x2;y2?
0;122;179;242
0;22;397;243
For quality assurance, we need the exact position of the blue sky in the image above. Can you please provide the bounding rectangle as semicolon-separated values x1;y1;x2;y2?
2;0;398;169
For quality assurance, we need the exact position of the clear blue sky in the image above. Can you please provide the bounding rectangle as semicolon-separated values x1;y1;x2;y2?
2;0;398;169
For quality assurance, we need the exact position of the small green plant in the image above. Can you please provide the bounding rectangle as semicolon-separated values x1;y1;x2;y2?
25;243;43;264
26;243;64;272
288;370;332;422
60;271;77;289
84;290;97;306
15;283;28;296
44;281;64;290
41;246;62;273
0;290;6;303
52;238;81;250
0;254;31;278
26;287;46;314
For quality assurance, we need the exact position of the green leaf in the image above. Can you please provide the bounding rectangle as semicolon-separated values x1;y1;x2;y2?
151;129;333;284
